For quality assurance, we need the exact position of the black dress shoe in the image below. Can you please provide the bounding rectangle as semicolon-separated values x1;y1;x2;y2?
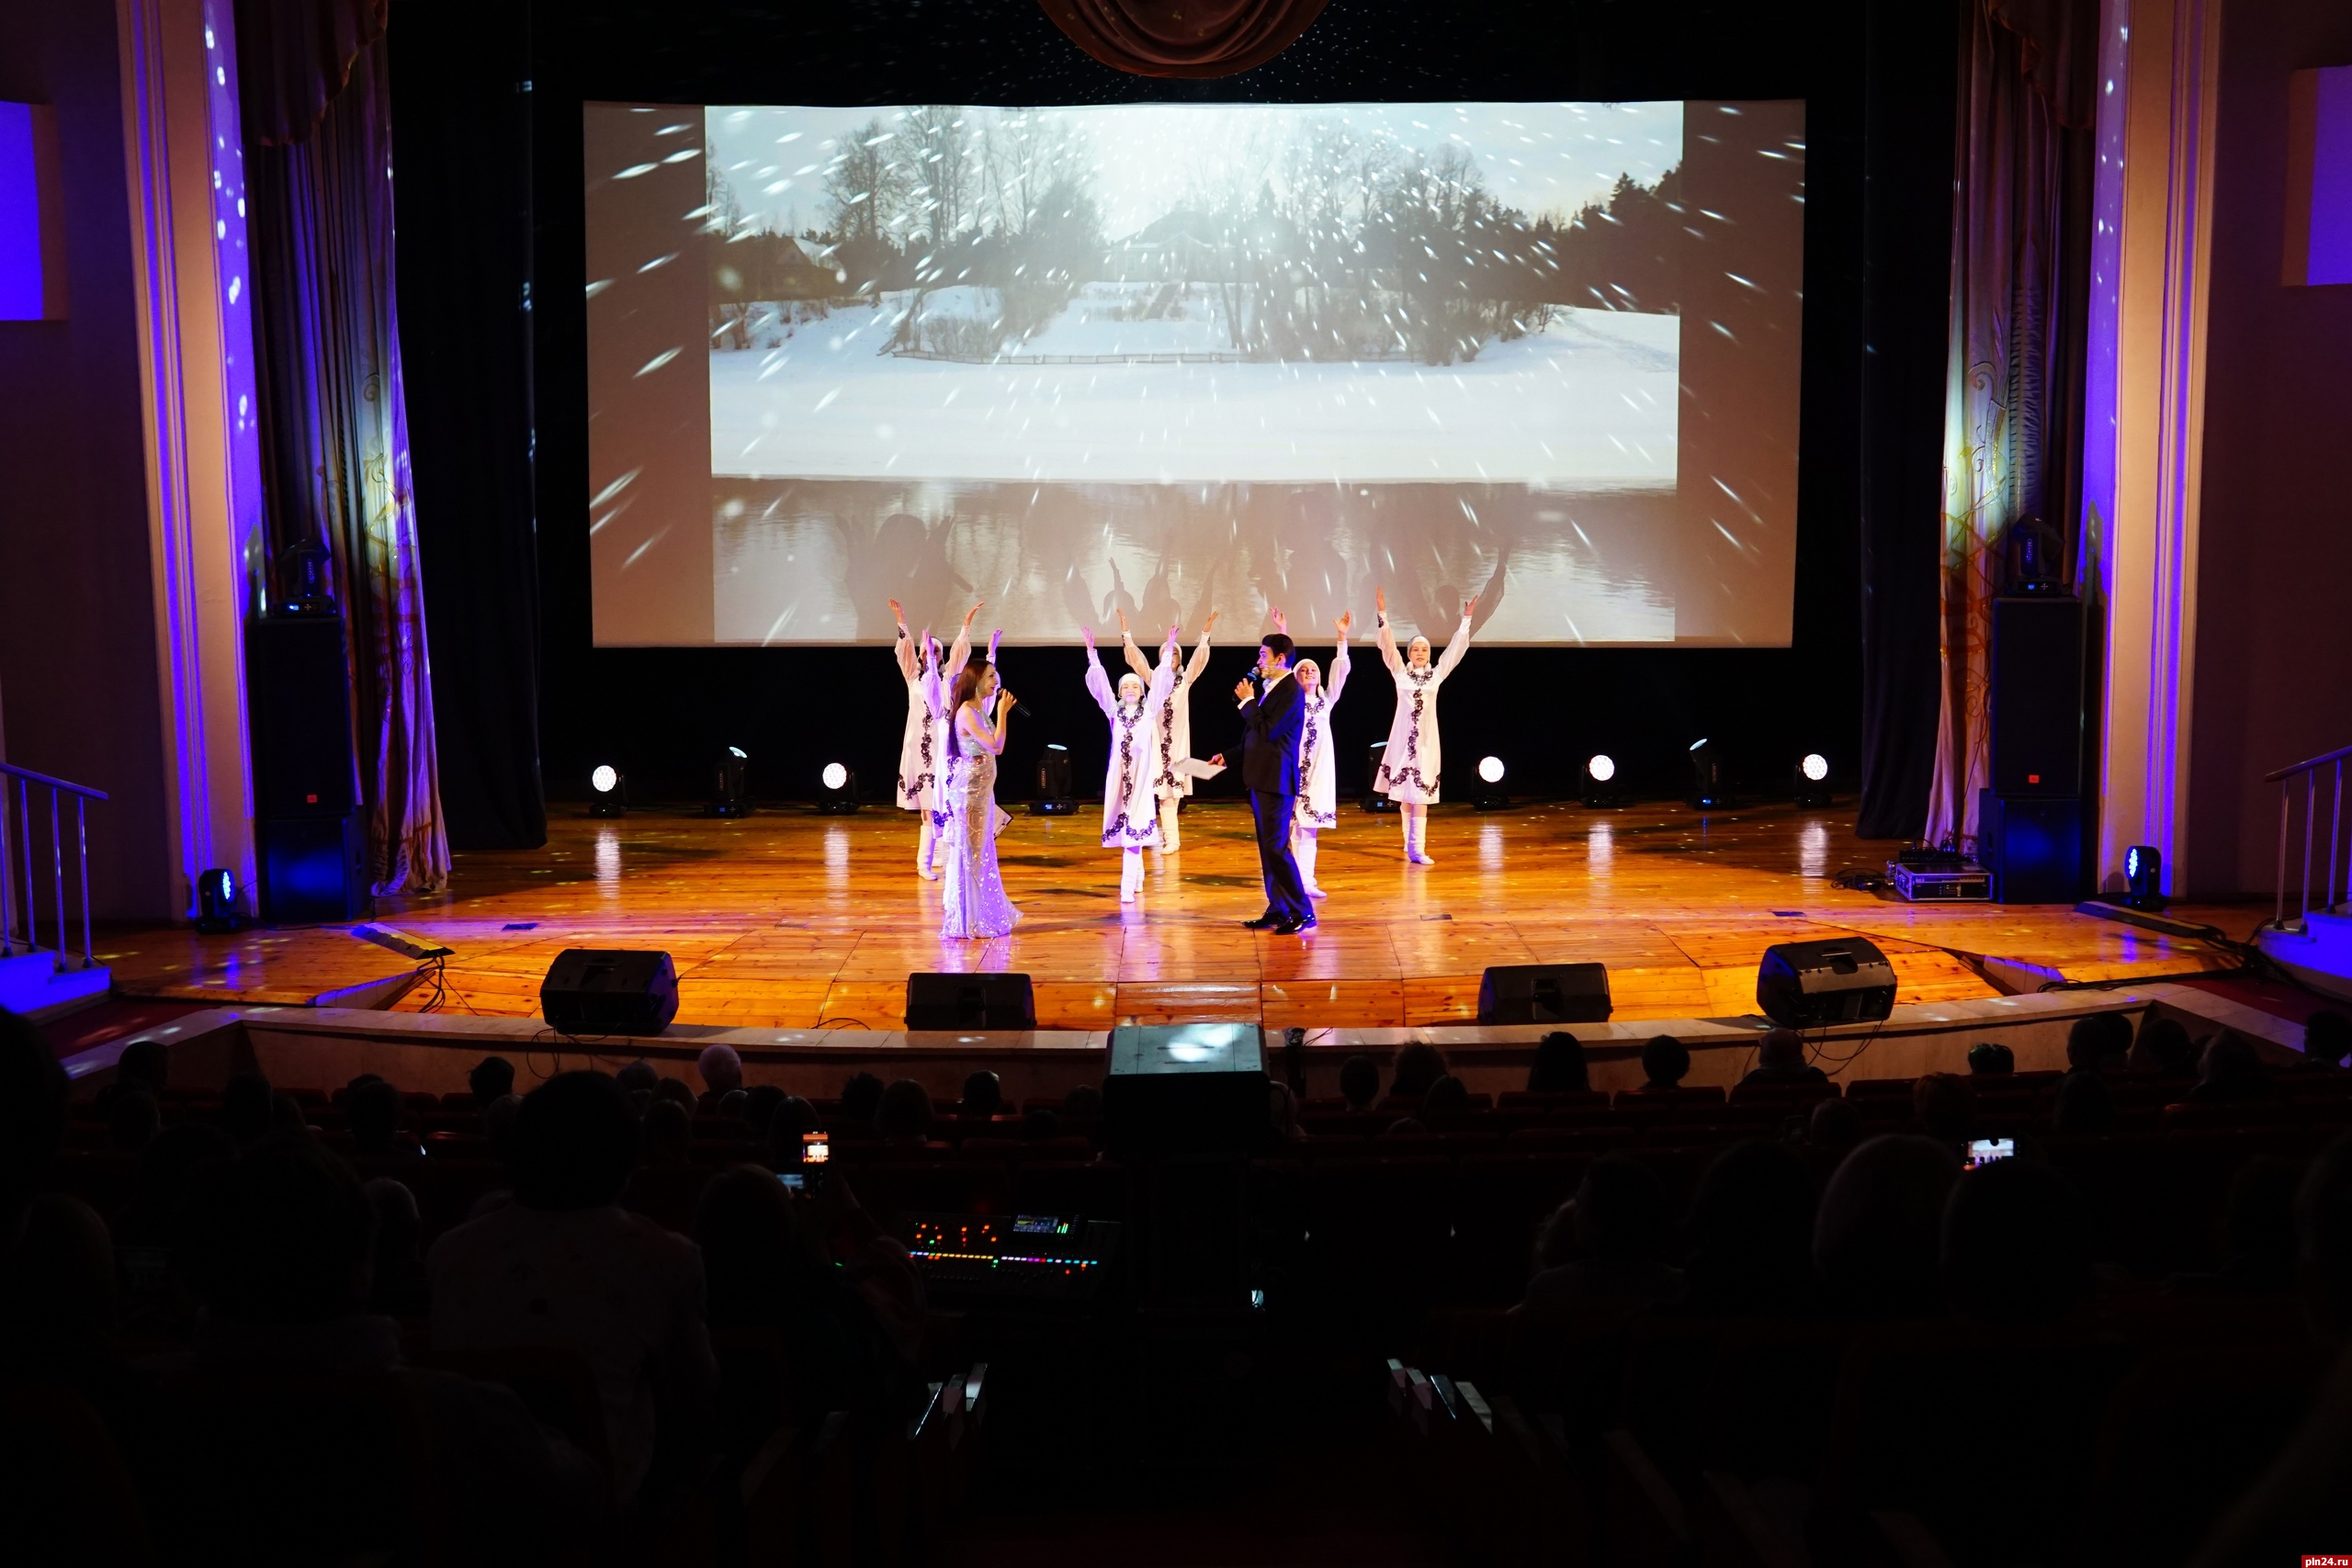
1273;916;1317;935
1241;914;1280;930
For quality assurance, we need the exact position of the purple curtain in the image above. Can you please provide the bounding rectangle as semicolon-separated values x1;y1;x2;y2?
242;0;449;895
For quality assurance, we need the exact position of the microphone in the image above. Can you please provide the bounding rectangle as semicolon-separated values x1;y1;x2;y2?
1012;701;1033;717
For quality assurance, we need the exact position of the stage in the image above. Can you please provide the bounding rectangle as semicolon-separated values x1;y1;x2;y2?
97;799;2256;1032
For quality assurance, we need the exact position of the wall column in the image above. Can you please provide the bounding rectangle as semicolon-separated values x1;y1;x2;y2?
115;0;263;917
2083;0;2222;898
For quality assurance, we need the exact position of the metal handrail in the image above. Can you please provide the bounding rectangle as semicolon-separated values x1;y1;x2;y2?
2272;743;2347;931
0;760;109;801
2264;743;2352;784
0;760;103;971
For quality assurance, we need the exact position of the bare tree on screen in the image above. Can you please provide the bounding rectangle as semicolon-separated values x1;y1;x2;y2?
824;119;912;294
904;105;976;253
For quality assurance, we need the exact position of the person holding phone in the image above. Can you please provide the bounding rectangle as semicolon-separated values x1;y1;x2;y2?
939;656;1020;939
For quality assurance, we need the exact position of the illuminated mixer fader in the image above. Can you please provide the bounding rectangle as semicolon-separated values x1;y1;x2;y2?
903;1213;1119;1300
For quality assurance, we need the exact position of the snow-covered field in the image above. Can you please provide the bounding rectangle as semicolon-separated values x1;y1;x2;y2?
708;301;1678;487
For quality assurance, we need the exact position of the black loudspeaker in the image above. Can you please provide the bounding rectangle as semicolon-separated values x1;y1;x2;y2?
540;949;680;1035
1103;1023;1270;1157
245;615;358;818
1756;937;1897;1028
255;813;366;921
1989;596;2084;796
1476;963;1612;1024
904;972;1036;1031
1977;790;2087;904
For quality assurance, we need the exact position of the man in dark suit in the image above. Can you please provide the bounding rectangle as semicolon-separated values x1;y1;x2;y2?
1231;631;1315;934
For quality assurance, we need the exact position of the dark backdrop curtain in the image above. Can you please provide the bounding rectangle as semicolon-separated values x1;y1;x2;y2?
1923;0;2097;851
1856;0;1962;840
241;0;452;892
387;0;546;849
1039;0;1329;77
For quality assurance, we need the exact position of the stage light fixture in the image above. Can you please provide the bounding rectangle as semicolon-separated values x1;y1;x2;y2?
1794;752;1833;809
1583;752;1621;809
1363;740;1399;812
708;745;752;818
817;762;859;814
589;763;627;818
1031;742;1080;815
2123;844;2165;911
196;867;240;933
1688;739;1731;810
1473;754;1509;811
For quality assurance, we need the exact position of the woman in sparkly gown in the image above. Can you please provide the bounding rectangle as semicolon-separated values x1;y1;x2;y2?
939;658;1021;940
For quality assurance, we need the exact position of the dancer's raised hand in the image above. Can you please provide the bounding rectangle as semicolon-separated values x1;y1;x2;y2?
1270;606;1288;636
1375;586;1388;617
1335;610;1353;637
1204;609;1220;634
1115;607;1132;639
1464;593;1479;619
964;601;985;626
888;598;906;626
1080;626;1096;653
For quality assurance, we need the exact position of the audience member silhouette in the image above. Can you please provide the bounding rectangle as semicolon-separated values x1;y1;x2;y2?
1814;1134;1961;1317
696;1043;744;1098
652;1077;698;1113
186;1135;604;1560
1743;1027;1828;1086
2190;1035;2272;1104
616;1060;660;1097
1338;1055;1380;1111
2169;1156;2301;1296
764;1097;821;1168
1521;1155;1683;1311
1422;1075;1470;1115
1913;1073;1977;1144
482;1093;523;1162
742;1083;786;1139
112;1122;236;1249
1967;1042;2016;1076
117;1037;171;1097
1634;1034;1690;1095
2131;1015;2199;1077
1680;1140;1816;1316
1941;1156;2093;1323
1392;1043;1448;1100
427;1071;715;1503
218;1070;276;1146
1526;1032;1589;1092
639;1100;692;1162
468;1055;515;1107
960;1069;1005;1121
839;1072;887;1125
876;1080;937;1145
107;1089;161;1154
364;1177;430;1317
2051;1069;2119;1135
2066;1015;2126;1076
1806;1096;1865;1159
1063;1083;1104;1122
347;1079;419;1158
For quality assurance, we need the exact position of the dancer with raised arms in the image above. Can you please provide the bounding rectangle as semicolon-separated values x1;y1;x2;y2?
1119;607;1218;853
889;597;980;880
1083;623;1181;905
1275;607;1352;899
939;655;1020;940
1374;588;1476;865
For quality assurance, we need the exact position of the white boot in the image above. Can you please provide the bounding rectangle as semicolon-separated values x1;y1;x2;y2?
1158;796;1182;852
1407;806;1435;865
918;814;940;880
1121;847;1144;903
1296;828;1326;897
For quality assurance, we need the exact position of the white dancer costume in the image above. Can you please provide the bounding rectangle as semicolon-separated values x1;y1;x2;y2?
1375;608;1473;864
1291;634;1352;897
1085;632;1179;903
895;621;970;878
1123;624;1215;852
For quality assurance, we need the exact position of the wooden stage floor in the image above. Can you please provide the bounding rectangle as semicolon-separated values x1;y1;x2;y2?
100;800;2258;1032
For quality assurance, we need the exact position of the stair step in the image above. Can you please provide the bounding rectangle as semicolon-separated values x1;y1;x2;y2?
0;948;114;1021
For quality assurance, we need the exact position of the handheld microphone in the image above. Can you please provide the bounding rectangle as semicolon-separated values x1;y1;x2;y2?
1012;701;1033;717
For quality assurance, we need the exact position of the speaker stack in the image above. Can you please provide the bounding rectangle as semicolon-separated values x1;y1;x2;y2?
1978;595;2087;904
245;615;367;922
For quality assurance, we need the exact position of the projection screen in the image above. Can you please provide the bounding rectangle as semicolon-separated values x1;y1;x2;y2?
583;99;1805;647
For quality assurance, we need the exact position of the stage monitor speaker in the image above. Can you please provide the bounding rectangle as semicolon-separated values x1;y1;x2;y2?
1476;963;1611;1025
904;972;1036;1031
1756;937;1897;1029
540;948;680;1036
1977;789;2087;904
255;812;366;922
1989;596;2084;797
1103;1022;1270;1157
245;615;358;818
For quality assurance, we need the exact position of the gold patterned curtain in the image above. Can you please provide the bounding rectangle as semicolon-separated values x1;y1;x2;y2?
1925;0;2098;853
244;4;449;895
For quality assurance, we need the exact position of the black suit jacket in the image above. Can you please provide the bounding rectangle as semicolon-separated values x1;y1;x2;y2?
1238;671;1306;795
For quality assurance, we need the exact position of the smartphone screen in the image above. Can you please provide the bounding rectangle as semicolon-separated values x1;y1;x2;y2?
802;1131;831;1165
776;1170;805;1191
1967;1136;2016;1169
